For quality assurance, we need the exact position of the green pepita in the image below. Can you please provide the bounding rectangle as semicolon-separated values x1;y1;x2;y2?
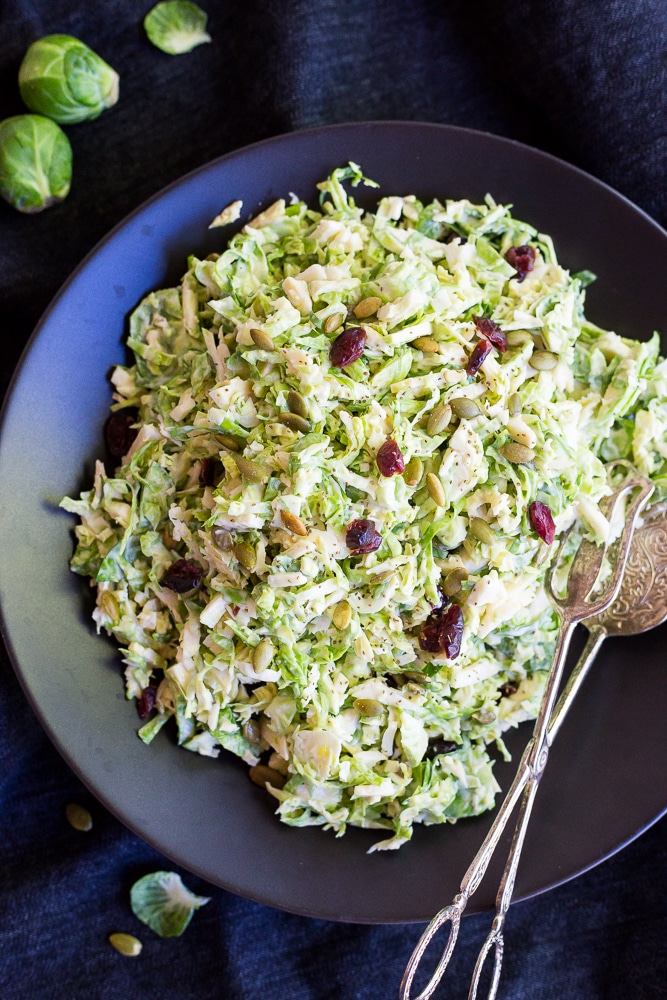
426;472;446;507
235;457;266;483
353;698;384;717
65;802;93;832
249;764;286;790
217;434;241;452
506;330;532;347
249;327;276;351
279;412;311;433
469;516;495;545
450;396;481;419
234;540;256;571
353;295;382;318
324;312;344;333
403;456;423;487
442;567;468;597
332;599;352;630
211;527;233;550
472;710;497;725
101;591;119;621
253;638;275;672
287;389;308;418
109;933;143;957
499;442;536;464
412;336;440;353
427;403;453;436
280;509;308;535
242;718;262;745
530;350;558;371
507;392;522;415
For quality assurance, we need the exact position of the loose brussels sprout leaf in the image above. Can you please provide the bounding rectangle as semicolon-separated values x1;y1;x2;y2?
144;1;212;54
130;871;210;937
18;34;119;125
0;115;72;213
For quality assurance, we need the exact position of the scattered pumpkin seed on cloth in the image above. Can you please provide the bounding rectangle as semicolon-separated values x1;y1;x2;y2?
61;164;667;851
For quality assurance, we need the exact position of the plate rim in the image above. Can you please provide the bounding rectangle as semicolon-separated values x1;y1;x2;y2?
1;119;666;923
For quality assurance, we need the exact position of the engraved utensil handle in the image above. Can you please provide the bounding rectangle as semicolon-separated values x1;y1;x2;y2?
399;469;652;1000
467;478;654;1000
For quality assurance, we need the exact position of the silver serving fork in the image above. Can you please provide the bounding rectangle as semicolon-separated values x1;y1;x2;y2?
400;464;655;1000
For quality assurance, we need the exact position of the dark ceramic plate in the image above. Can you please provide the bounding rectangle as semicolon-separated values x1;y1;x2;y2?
1;122;666;924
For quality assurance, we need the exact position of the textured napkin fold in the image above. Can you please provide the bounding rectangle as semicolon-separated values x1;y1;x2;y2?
1;1;665;997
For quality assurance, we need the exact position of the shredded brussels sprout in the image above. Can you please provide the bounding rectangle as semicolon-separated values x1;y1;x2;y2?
144;1;212;55
62;166;667;851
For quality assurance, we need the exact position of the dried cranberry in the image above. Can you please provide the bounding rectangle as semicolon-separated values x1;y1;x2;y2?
330;326;366;368
505;245;536;282
472;315;508;353
137;682;158;719
346;518;382;555
199;457;221;487
528;500;556;544
161;559;202;593
418;603;464;659
376;439;405;476
424;738;462;759
466;339;493;376
499;682;518;698
104;409;138;459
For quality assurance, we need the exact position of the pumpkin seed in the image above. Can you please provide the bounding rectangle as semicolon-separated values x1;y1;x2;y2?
235;456;266;483
426;472;446;507
530;350;558;371
234;540;256;571
253;638;275;672
353;295;382;318
508;392;522;415
217;434;241;452
450;396;481;419
65;802;93;832
109;933;143;957
267;751;289;776
426;403;452;436
472;709;497;725
442;567;468;597
242;718;262;745
279;412;311;433
287;389;308;418
412;336;440;353
249;764;286;790
280;509;308;535
469;516;495;545
332;599;352;630
506;330;532;347
249;327;276;351
403;456;423;487
324;312;344;333
211;527;233;550
101;591;119;620
499;442;536;464
353;698;384;717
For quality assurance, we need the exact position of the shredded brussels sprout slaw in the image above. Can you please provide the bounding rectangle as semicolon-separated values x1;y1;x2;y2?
62;164;667;851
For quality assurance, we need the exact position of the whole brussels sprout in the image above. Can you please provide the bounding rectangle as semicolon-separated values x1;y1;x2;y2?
18;34;119;125
0;115;72;213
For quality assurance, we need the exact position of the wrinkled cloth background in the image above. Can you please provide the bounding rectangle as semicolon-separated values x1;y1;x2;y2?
1;2;666;998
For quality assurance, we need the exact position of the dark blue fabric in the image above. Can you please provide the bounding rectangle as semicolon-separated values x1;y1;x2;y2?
1;2;666;997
